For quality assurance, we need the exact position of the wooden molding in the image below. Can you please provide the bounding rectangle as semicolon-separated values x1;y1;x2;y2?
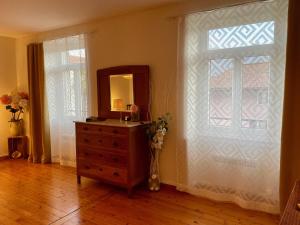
0;155;9;161
160;182;177;191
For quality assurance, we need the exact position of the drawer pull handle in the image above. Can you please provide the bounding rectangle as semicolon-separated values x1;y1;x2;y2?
83;127;88;131
84;138;89;143
85;166;90;170
113;172;120;177
113;129;119;134
112;142;119;147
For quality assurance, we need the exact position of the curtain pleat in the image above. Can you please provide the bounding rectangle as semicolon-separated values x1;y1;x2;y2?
27;43;51;163
280;0;300;213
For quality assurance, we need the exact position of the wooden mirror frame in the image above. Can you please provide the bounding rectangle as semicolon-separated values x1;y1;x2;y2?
97;65;150;121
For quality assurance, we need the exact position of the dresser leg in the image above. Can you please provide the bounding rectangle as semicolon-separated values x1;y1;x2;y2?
77;175;81;184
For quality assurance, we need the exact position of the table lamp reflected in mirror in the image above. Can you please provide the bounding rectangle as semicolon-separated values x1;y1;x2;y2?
112;98;124;111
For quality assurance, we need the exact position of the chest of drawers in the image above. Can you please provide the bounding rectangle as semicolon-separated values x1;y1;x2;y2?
75;121;149;195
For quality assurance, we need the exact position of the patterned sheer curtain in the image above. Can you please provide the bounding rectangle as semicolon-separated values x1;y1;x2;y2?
44;34;89;167
177;0;288;213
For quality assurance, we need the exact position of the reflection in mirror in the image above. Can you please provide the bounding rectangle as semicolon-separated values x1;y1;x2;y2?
110;74;134;111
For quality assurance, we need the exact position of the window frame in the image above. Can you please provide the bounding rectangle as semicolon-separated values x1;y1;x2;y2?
191;21;278;141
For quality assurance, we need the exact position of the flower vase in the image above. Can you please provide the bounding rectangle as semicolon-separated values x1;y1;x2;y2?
148;148;160;191
9;120;22;136
131;111;140;122
130;104;140;122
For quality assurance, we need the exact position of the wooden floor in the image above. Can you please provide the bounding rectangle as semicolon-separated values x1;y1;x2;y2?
0;160;279;225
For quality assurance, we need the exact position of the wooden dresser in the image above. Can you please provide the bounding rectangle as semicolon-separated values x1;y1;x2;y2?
75;120;149;195
280;180;300;225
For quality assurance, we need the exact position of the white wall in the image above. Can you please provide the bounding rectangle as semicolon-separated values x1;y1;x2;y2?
16;0;255;184
0;36;17;156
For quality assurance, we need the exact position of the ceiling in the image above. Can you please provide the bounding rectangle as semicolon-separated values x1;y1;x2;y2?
0;0;182;37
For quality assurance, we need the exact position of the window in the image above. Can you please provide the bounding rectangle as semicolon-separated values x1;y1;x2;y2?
241;56;270;129
44;37;88;119
206;23;274;130
208;21;275;50
178;0;288;214
44;34;89;166
209;58;233;127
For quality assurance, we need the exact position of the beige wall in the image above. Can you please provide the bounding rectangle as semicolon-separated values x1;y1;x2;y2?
16;0;255;184
0;36;17;156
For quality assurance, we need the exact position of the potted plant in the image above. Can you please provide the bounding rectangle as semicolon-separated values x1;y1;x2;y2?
146;113;171;191
0;90;29;136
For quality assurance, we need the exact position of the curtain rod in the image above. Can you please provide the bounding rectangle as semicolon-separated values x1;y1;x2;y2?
168;0;273;19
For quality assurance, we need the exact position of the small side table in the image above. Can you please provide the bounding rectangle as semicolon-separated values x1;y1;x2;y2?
8;136;28;159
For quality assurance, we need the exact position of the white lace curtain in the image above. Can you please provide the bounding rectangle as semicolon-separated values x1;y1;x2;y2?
177;0;288;213
44;34;89;166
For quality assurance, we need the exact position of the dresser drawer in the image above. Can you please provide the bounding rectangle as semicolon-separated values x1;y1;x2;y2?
77;134;128;150
76;123;128;136
77;148;127;167
77;161;127;184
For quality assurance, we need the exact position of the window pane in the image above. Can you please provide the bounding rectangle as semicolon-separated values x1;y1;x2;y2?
44;35;87;120
241;56;270;129
209;59;233;127
68;49;85;64
209;21;275;50
69;49;85;58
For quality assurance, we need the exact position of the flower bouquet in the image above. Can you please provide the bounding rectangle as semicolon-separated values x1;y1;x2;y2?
0;90;29;136
146;113;171;191
130;104;140;122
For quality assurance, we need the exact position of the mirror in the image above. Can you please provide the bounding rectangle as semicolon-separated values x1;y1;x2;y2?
110;74;134;112
97;65;150;121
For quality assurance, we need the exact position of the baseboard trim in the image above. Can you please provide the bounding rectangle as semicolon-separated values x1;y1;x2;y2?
0;155;9;161
160;183;177;191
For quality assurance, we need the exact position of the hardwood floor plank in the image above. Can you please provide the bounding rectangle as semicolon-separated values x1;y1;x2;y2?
0;160;279;225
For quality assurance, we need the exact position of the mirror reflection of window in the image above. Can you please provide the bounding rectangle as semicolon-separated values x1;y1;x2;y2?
110;74;134;111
